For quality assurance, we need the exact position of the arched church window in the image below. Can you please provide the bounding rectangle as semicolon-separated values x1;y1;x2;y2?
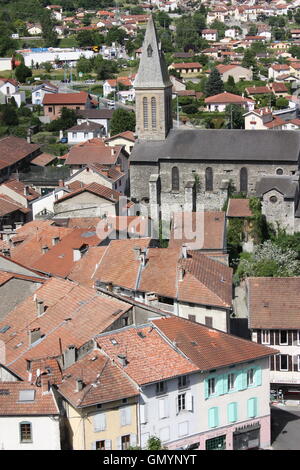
147;44;153;57
172;166;179;192
205;167;213;191
151;97;157;128
240;167;248;193
143;97;148;129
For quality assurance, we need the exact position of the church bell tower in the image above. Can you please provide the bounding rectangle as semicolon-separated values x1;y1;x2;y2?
134;15;173;141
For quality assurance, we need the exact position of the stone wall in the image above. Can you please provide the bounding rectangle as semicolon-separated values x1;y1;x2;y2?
262;189;295;234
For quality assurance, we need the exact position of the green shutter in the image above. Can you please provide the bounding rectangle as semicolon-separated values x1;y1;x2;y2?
237;370;247;390
204;379;209;399
247;397;258;418
227;402;237;423
254;367;262;387
208;407;219;428
216;376;224;396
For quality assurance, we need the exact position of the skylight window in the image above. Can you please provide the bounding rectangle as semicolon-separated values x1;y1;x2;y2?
110;338;118;345
19;390;35;402
0;326;10;333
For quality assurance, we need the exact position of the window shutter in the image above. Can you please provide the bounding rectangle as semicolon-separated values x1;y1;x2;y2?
216;376;224;395
130;434;137;448
159;398;167;419
254;366;262;387
116;436;122;450
120;407;126;426
91;441;97;450
105;439;112;450
247;397;258;418
186;392;193;412
140;403;147;424
125;406;131;425
237;370;247;390
175;396;179;414
208;407;219;428
223;374;228;394
227;402;238;423
93;413;106;432
204;379;209;399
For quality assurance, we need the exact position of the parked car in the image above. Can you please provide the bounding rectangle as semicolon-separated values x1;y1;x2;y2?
60;137;68;143
85;79;96;84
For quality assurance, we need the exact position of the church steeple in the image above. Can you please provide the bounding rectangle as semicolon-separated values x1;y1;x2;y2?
134;15;173;141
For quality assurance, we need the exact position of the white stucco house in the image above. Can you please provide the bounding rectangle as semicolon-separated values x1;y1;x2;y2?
66;121;104;145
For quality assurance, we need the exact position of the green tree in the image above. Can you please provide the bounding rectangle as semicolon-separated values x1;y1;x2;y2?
155;11;172;28
276;97;288;109
288;45;300;58
242;49;256;68
15;63;32;83
0;104;19;126
76;56;93;74
47;107;77;132
225;75;238;94
205;67;224;96
110;108;136;136
225;104;244;129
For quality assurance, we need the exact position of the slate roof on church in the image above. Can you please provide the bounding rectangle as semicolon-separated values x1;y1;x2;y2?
130;129;300;163
256;175;298;198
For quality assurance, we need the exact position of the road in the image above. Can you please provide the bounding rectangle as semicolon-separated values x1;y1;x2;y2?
271;404;300;450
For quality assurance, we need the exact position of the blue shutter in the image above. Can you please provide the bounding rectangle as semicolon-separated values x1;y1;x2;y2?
254;367;262;387
247;397;258;418
204;378;209;399
216;376;224;396
237;370;247;390
227;402;238;423
208;407;219;428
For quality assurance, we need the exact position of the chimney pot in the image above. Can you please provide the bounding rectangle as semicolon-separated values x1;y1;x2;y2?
117;354;127;367
76;378;84;392
36;300;45;317
179;267;185;281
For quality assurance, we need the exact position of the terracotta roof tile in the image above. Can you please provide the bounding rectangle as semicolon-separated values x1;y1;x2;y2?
1;179;40;201
30;153;57;167
0;137;39;169
42;91;89;105
0;382;59;416
54;182;122;205
248;277;300;329
205;92;252;104
227;199;253;217
64;138;124;166
0;195;30;217
152;316;277;371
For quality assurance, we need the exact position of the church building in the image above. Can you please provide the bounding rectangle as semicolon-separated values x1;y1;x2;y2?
130;16;300;225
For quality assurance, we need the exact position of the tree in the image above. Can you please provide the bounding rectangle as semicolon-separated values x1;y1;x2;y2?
147;436;165;450
15;63;32;83
234;240;300;284
76;56;93;74
0;104;19;126
225;75;238;94
155;11;172;28
110;108;136;136
276;97;288;109
205;68;224;96
242;49;256;68
288;45;300;59
225;104;244;129
47;107;77;132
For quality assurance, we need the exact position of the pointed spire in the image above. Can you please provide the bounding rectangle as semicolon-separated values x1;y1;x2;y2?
134;15;172;89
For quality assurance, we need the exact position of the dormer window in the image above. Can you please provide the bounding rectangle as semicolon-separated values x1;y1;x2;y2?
147;44;153;57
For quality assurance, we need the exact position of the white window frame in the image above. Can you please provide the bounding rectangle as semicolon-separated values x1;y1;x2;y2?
280;354;288;371
297;355;300;372
247;368;254;387
297;331;300;346
279;330;288;345
261;329;270;345
177;393;186;412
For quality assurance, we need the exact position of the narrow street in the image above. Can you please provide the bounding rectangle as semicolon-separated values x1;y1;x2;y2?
271;404;300;450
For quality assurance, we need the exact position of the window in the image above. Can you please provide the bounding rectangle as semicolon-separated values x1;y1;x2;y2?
227;402;238;423
48;107;53;112
143;97;148;129
95;440;105;450
280;330;288;345
178;375;189;389
247;369;254;386
247;397;258;418
205;167;213;191
151;97;157;128
177;393;186;412
205;435;226;450
171;166;179;191
208;407;219;428
121;435;130;450
178;421;189;437
158;398;168;419
276;168;283;175
270;195;277;203
280;354;288;371
240;167;248;193
298;331;300;345
188;315;196;322
261;330;270;344
72;132;76;139
20;422;32;443
156;381;166;395
120;406;131;426
228;373;235;391
205;316;213;328
208;377;216;396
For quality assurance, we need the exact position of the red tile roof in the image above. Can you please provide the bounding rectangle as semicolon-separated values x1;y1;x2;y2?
227;199;253;218
96;325;198;385
171;62;202;69
57;350;139;407
64;138;124;166
0;136;40;170
1;179;40;201
0;382;59;416
152;316;277;371
54;182;122;205
246;86;272;95
205;92;252;104
30;153;57;167
42;91;89;105
105;130;135;142
0;194;30;217
247;277;300;329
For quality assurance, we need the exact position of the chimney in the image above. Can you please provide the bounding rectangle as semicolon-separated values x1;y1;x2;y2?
107;282;113;292
117;353;127;367
29;328;41;345
63;345;76;369
42;245;49;254
2;248;10;258
140;248;147;266
36;300;45;317
133;246;141;259
76;378;84;392
58;179;64;187
73;248;81;261
23;186;30;196
52;236;60;246
181;244;187;259
178;267;185;282
41;375;50;394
